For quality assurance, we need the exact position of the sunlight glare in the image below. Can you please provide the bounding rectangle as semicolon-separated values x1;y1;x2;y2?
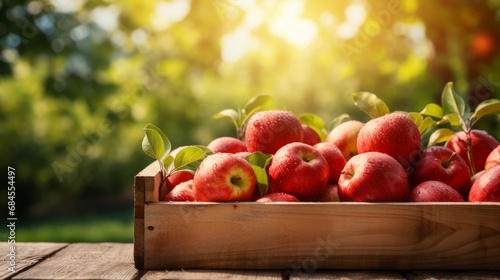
50;0;84;13
152;0;191;30
336;1;367;39
269;0;318;47
90;5;119;32
221;27;257;63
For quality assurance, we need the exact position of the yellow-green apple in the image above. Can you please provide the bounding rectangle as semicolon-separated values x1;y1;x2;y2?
207;136;247;153
484;145;500;170
245;110;304;154
357;113;421;168
409;146;471;198
314;142;346;184
193;153;256;202
445;129;499;173
468;165;500;202
301;124;321;146
471;170;484;185
268;142;329;201
408;180;464;202
338;152;410;202
159;170;195;200
318;184;341;202
164;180;195;202
326;120;364;161
256;192;300;202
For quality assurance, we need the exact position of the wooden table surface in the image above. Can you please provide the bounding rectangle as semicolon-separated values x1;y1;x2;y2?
1;242;499;279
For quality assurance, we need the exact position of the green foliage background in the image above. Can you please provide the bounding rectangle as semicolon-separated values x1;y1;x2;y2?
1;0;499;221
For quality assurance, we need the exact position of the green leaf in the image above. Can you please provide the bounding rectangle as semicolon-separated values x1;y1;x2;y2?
192;145;214;155
441;82;469;130
407;112;423;127
299;113;328;141
420;116;437;134
470;99;500;127
406;112;435;134
173;146;209;172
328;113;350;131
162;154;175;174
419;103;443;119
352;92;390;118
427;128;456;147
245;152;273;197
213;108;239;125
142;123;171;160
249;164;269;197
245;151;273;169
243;95;275;117
438;113;462;127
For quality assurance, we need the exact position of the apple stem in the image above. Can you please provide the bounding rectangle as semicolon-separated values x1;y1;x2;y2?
158;159;166;181
465;129;476;175
340;170;354;179
445;153;456;167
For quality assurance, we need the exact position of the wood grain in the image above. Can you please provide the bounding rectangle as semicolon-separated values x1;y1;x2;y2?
0;242;67;279
12;243;138;279
141;269;283;279
288;269;407;279
404;270;500;280
134;161;162;269
142;202;500;270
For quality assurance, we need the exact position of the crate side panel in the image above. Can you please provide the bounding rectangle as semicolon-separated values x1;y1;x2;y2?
142;202;500;270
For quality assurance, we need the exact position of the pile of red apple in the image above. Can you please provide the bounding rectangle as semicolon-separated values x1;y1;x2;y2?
144;83;500;203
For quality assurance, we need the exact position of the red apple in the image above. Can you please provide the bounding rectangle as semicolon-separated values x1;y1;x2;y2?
159;170;195;200
256;192;300;202
484;145;500;170
409;181;464;202
445;129;499;173
326;120;364;161
193;153;256;202
245;110;304;154
164;180;195;202
357;113;421;168
235;151;251;158
301;124;321;146
409;146;471;198
318;184;341;202
468;165;500;202
314;142;346;184
268;142;329;201
207;136;247;154
338;152;410;202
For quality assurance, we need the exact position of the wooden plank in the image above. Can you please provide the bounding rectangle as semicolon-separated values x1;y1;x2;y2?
0;242;68;279
288;270;407;279
404;270;500;279
142;202;500;270
134;161;161;270
13;243;138;280
141;269;283;279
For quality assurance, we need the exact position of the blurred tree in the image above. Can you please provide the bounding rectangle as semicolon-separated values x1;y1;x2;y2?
0;0;499;216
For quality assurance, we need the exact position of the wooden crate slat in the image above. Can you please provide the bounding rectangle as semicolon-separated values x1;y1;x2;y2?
141;202;500;270
134;161;162;270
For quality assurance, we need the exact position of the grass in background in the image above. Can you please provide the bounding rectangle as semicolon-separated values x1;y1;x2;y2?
16;209;134;243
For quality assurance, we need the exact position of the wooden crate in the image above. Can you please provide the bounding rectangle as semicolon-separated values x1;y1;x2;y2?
134;162;500;270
